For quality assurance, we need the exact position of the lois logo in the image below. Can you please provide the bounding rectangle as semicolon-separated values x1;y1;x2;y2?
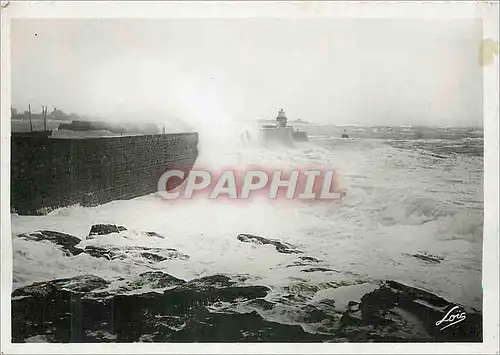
435;305;467;331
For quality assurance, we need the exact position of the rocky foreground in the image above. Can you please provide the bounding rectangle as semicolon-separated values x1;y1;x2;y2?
12;226;481;343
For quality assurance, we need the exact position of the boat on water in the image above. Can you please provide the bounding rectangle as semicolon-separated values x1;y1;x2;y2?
260;109;308;147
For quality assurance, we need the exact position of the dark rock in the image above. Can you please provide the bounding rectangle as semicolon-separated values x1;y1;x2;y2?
12;283;78;342
410;253;443;264
286;256;323;268
17;230;83;256
11;270;482;343
13;275;110;298
347;301;360;309
53;275;110;293
299;304;330;323
140;252;170;262
12;279;63;298
17;228;187;264
384;280;481;341
123;271;186;291
299;256;322;263
88;224;127;239
113;272;186;294
286;261;311;268
426;152;447;159
318;298;336;309
301;267;339;273
237;234;302;254
12;274;324;343
339;280;482;342
360;285;399;323
334;326;421;343
246;298;276;311
145;231;165;239
139;271;185;284
185;274;236;289
82;245;189;262
172;284;271;305
164;310;326;342
11;275;114;342
385;280;450;308
83;246;114;260
340;309;364;327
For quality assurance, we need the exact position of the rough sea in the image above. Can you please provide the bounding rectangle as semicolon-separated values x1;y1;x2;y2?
11;123;484;336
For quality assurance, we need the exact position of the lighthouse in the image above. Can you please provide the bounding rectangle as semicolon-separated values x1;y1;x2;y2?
276;109;288;128
259;108;308;147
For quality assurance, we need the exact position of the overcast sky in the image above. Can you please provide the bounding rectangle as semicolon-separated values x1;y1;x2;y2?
11;18;483;127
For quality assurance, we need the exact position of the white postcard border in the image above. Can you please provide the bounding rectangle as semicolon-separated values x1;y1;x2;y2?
1;1;498;354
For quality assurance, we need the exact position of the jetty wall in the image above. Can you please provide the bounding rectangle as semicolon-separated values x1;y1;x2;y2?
292;131;308;142
11;133;198;215
261;127;294;147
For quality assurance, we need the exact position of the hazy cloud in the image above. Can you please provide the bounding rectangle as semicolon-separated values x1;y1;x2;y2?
11;18;483;127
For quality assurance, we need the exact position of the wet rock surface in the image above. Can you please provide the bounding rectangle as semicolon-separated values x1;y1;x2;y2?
410;253;444;264
237;233;302;254
302;267;339;273
83;245;189;262
145;231;165;239
12;274;482;342
118;272;186;292
12;229;482;343
15;229;188;263
88;224;127;239
339;280;482;342
13;275;110;298
299;256;322;263
18;230;84;256
12;273;325;343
